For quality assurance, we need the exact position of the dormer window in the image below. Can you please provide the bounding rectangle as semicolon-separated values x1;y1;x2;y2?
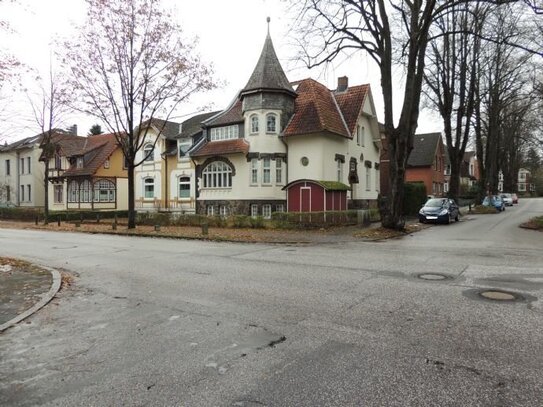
266;114;277;133
144;144;154;162
178;142;191;158
250;115;259;134
76;157;84;168
54;154;62;170
210;125;239;141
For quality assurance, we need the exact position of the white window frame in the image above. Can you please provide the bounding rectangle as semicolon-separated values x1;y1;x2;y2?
361;126;365;147
206;204;215;216
20;158;24;174
93;180;116;202
143;144;154;162
104;159;110;169
27;184;31;202
262;204;272;219
337;160;343;182
54;184;63;204
210;125;239;141
20;185;24;201
356;124;361;146
27;157;31;174
202;161;233;189
79;180;92;202
144;178;154;199
251;204;259;218
275;158;283;185
179;176;191;198
266;114;277;133
262;157;271;184
375;167;379;191
250;115;259;134
219;205;228;218
251;159;259;185
366;167;371;191
68;180;78;202
76;157;84;168
275;204;284;213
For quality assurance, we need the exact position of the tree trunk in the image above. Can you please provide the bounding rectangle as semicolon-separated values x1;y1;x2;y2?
381;128;409;230
43;160;49;224
127;164;136;229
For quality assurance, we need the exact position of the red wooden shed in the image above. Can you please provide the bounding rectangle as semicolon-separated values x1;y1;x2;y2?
283;180;350;212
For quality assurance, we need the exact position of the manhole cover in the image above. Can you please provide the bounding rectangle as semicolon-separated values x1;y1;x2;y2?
479;290;517;301
418;273;448;281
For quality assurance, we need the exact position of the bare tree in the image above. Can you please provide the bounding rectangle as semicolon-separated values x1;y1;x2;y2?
28;65;71;223
424;3;487;201
474;5;535;196
293;0;485;230
63;0;215;229
293;1;538;229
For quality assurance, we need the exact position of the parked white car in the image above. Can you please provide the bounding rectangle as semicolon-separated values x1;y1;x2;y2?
501;193;513;206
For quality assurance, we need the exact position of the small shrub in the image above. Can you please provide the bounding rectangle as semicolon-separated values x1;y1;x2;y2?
249;216;265;229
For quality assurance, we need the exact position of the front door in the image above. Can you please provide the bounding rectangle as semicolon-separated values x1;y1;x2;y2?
300;187;311;212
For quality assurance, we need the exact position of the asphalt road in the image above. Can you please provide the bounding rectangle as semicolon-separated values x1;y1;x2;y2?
1;198;542;407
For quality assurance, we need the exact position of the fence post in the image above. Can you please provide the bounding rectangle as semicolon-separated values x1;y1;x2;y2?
57;216;61;227
201;222;208;236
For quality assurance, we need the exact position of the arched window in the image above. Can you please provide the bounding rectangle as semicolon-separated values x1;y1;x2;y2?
94;180;116;202
250;115;259;134
68;180;78;203
80;180;92;202
144;178;154;199
202;161;232;188
266;114;277;133
143;144;154;162
179;176;190;198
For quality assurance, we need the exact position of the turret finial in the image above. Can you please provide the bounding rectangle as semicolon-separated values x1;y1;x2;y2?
267;17;270;35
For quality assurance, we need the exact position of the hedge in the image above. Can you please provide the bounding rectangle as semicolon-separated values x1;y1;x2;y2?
0;208;128;222
403;182;427;216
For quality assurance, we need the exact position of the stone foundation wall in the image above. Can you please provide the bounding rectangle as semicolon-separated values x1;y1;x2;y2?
348;199;378;210
197;200;286;216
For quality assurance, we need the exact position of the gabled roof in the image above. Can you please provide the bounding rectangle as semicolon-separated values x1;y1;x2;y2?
282;179;351;191
408;133;442;167
240;33;296;98
137;118;181;140
334;85;370;135
62;133;121;177
283;78;350;139
190;139;249;158
204;99;244;127
178;111;221;139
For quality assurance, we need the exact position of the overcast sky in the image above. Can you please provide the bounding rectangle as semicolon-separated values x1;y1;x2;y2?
0;0;440;142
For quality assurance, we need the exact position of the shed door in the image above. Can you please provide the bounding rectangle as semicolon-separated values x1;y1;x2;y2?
300;187;311;212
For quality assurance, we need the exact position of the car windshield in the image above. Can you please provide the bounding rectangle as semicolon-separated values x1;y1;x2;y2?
425;198;444;207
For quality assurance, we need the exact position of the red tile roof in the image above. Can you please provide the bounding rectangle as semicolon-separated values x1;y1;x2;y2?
191;139;249;158
284;79;350;139
334;84;369;135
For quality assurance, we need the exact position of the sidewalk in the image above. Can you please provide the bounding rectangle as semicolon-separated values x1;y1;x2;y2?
0;258;60;332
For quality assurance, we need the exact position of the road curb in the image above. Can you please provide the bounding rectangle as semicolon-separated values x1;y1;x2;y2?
0;265;62;333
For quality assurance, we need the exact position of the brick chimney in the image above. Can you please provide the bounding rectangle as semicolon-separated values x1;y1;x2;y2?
337;76;349;92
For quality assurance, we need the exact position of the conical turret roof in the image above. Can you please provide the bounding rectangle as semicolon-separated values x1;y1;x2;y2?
240;32;296;98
